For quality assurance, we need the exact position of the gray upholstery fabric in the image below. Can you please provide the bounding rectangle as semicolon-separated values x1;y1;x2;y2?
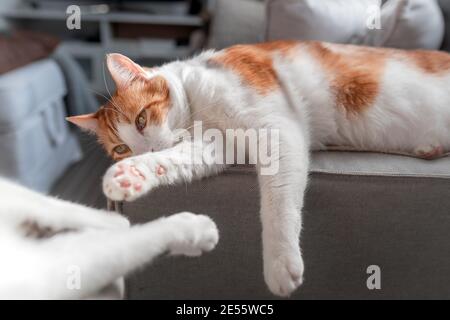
122;152;450;299
311;151;450;178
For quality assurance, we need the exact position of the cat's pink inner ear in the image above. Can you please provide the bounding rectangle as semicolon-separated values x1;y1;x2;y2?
66;113;99;133
106;53;147;89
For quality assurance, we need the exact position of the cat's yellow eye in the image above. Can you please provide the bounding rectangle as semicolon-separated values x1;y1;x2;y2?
113;144;130;155
135;110;147;132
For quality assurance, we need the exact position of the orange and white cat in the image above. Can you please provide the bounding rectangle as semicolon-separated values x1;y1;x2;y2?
68;41;450;297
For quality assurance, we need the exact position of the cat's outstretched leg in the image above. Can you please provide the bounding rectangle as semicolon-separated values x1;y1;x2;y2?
5;212;218;299
0;179;129;231
258;125;309;297
103;140;225;201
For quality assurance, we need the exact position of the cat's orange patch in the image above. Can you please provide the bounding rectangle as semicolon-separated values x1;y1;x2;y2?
210;41;298;95
308;43;450;114
254;40;299;55
307;42;385;114
211;45;277;95
95;75;170;159
408;50;450;74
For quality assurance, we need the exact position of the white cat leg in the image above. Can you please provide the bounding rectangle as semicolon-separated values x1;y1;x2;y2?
0;179;129;231
40;197;129;230
258;127;309;297
23;212;218;299
103;140;226;201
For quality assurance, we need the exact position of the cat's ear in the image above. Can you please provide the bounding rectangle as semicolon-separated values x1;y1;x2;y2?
106;53;147;90
66;113;99;133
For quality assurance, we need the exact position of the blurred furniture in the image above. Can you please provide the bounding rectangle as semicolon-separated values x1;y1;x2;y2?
266;0;444;50
0;2;206;92
117;0;450;299
0;58;81;191
208;0;445;50
0;29;59;74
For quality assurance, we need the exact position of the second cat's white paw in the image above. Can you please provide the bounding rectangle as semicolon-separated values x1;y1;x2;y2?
168;212;219;257
264;250;304;297
103;159;159;201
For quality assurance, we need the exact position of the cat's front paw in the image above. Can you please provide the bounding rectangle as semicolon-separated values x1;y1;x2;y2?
168;212;219;257
264;249;304;297
103;159;159;201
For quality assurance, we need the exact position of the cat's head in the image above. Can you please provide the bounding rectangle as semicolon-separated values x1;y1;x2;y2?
67;53;185;161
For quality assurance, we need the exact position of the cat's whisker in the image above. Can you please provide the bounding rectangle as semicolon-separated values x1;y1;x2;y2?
88;88;112;104
102;106;128;120
102;60;124;112
88;84;123;115
88;89;123;114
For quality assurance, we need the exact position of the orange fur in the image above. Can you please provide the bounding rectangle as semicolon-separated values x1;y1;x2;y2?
306;42;385;114
307;42;450;114
211;45;278;95
408;50;450;74
210;41;297;95
254;40;298;55
95;75;170;160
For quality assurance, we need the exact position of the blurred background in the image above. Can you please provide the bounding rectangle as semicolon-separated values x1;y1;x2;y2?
0;0;215;93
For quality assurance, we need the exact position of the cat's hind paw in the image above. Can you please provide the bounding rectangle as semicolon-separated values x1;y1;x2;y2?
414;144;444;160
103;160;156;201
264;250;304;297
168;212;219;257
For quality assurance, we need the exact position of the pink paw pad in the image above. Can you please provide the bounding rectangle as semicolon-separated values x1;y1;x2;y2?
114;170;124;178
130;166;146;180
417;146;444;160
134;183;142;192
156;165;166;176
119;179;131;188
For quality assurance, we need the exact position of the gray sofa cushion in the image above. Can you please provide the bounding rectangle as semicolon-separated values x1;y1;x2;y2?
311;151;450;178
122;152;450;299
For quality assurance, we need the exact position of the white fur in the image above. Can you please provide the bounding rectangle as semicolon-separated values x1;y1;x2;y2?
103;44;450;297
0;178;218;299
